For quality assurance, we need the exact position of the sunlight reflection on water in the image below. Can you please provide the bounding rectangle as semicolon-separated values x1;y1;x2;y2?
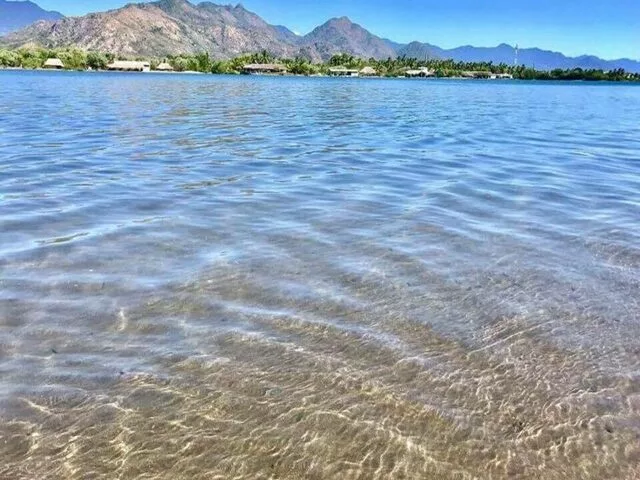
1;71;640;479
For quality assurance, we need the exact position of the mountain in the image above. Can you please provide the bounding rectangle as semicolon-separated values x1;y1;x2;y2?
300;17;396;61
396;42;640;73
273;24;299;44
0;1;394;61
2;0;300;58
2;0;639;72
382;38;405;52
0;0;63;35
396;41;444;60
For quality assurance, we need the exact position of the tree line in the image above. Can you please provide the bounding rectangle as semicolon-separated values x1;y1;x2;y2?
1;46;638;82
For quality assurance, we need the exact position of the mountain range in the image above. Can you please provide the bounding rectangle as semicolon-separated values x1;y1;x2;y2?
396;42;640;73
1;0;639;72
0;0;63;35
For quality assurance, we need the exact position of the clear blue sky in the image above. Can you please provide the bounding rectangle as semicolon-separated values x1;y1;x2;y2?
35;0;640;60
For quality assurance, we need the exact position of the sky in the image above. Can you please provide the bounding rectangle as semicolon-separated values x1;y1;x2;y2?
34;0;640;60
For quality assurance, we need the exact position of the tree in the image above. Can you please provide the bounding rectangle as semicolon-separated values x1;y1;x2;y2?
0;49;19;67
57;48;88;70
210;60;232;74
86;51;108;70
194;52;212;73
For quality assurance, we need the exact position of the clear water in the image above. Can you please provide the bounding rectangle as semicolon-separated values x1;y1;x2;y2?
1;71;640;479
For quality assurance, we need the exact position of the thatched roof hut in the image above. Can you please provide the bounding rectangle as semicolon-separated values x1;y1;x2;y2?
359;66;377;76
490;73;514;79
328;67;360;77
242;63;287;74
461;71;491;79
43;58;64;69
405;67;435;78
155;62;174;72
107;61;151;72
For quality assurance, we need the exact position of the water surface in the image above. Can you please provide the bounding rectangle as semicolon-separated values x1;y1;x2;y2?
1;71;640;479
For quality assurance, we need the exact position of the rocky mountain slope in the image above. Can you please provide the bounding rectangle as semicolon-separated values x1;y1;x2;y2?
2;0;300;58
1;0;397;61
300;17;396;61
0;0;63;35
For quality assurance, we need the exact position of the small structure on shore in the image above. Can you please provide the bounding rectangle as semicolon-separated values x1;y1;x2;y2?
329;67;360;77
405;67;435;78
43;58;64;70
461;71;491;79
107;61;151;72
490;73;514;79
155;62;174;72
359;66;377;77
242;63;287;75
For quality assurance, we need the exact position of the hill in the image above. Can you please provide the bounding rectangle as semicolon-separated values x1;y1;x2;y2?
396;42;640;72
1;0;395;61
300;17;396;61
2;0;299;59
0;0;63;35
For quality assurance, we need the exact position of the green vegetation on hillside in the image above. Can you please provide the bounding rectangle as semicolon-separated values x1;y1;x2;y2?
1;46;638;82
0;47;116;70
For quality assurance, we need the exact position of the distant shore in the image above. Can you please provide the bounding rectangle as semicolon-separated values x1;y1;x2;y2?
3;66;640;84
1;48;639;82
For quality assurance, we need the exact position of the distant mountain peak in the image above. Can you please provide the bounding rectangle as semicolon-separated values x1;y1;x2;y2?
320;16;361;29
154;0;189;7
153;0;191;11
0;0;63;35
302;15;396;60
273;24;300;43
274;25;298;35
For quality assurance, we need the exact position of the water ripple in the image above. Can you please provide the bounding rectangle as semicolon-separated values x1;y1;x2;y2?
1;71;640;479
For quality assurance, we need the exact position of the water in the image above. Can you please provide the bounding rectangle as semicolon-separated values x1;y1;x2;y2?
1;71;640;479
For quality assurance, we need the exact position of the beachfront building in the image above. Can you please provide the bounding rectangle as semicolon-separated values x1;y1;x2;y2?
405;67;435;78
242;63;287;75
359;66;378;77
107;61;151;72
490;73;514;79
329;67;360;77
43;58;64;70
155;62;174;72
461;71;491;79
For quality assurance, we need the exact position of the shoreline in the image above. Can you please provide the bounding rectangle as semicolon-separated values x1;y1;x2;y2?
0;66;640;85
2;48;638;82
1;67;639;83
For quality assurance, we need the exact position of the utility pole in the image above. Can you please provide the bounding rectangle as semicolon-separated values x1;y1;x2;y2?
514;44;519;66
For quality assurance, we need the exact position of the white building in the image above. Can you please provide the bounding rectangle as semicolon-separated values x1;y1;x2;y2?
107;61;151;72
405;67;435;78
329;67;360;77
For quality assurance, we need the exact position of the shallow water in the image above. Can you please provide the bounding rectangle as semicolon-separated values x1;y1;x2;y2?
1;71;640;479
